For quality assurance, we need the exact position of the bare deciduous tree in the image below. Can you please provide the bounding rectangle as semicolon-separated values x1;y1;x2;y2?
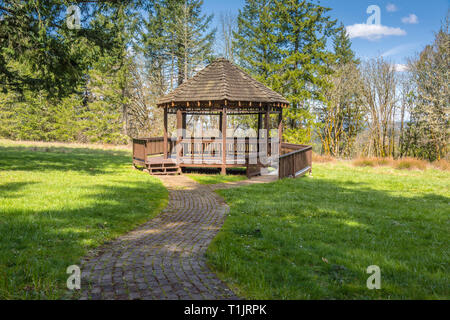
361;58;398;157
218;12;238;62
317;63;365;157
406;15;449;161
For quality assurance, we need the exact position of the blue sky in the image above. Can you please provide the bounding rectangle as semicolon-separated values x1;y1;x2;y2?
203;0;449;68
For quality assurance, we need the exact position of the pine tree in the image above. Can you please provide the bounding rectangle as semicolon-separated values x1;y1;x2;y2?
140;0;215;88
277;0;339;144
172;0;215;85
141;0;170;95
235;0;339;144
333;25;359;66
0;1;128;96
234;0;281;86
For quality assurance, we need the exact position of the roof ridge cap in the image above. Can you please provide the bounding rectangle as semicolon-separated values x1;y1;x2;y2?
236;63;287;103
166;61;217;102
219;60;230;100
233;63;273;101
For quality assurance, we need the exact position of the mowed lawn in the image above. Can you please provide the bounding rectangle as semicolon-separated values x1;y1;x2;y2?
0;141;167;299
207;163;449;299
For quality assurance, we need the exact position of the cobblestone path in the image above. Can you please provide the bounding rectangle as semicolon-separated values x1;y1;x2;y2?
78;175;240;300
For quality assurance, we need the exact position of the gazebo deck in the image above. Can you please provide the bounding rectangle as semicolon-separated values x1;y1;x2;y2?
132;137;312;178
148;155;248;166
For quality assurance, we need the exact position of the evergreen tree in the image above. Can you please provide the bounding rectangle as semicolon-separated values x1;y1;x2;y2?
141;0;170;94
140;0;215;89
234;0;281;86
333;25;359;66
0;1;127;96
94;2;141;137
171;0;215;85
235;0;339;144
0;1;143;143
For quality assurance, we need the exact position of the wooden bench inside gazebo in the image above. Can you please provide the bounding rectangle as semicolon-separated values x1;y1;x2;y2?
132;58;312;179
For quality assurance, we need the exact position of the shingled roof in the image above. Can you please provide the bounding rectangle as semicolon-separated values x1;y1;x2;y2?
157;58;289;107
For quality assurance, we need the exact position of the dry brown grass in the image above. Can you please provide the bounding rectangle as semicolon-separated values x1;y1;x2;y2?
352;157;394;168
394;158;428;170
432;159;450;171
351;156;450;171
312;152;335;163
0;139;131;151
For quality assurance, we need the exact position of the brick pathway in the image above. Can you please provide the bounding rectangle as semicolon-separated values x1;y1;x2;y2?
78;175;241;300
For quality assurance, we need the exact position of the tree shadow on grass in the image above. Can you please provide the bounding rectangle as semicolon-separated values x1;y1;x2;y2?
0;181;38;199
210;176;449;299
0;145;131;175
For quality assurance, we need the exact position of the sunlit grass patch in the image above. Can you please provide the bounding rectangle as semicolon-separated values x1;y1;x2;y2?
0;140;167;299
207;162;450;299
188;174;247;185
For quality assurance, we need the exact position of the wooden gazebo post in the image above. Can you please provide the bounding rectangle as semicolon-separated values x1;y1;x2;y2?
265;105;270;156
257;113;262;153
176;108;183;164
278;109;283;156
163;106;168;159
221;103;227;175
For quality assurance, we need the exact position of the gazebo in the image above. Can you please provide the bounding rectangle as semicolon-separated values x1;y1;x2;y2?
132;58;312;179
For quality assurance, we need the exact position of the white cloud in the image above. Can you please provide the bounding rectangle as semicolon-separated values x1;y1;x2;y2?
346;24;407;40
386;4;398;12
402;14;419;24
394;64;409;72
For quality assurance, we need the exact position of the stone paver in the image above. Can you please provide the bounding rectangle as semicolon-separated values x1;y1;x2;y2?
77;175;243;300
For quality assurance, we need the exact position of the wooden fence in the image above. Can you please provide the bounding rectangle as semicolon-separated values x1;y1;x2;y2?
132;137;176;164
278;143;312;179
180;137;272;159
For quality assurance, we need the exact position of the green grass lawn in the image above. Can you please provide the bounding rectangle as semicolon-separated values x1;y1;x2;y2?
188;174;247;185
0;141;167;299
207;163;449;299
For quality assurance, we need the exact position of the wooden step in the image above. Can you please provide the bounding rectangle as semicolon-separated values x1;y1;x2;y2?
145;163;181;175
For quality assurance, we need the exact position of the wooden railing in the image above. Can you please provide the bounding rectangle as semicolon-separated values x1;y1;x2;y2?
278;143;312;179
180;137;272;159
133;137;274;161
132;137;176;163
133;137;312;179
